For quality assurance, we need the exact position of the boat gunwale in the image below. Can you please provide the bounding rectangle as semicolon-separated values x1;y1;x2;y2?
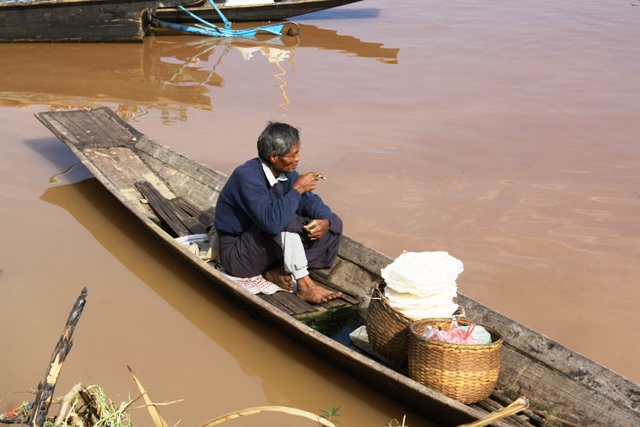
0;0;194;8
154;0;364;22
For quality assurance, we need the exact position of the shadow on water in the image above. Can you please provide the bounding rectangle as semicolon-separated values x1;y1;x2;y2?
0;24;398;123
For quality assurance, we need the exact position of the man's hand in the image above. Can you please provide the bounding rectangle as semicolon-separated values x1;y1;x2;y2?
293;171;323;194
304;218;330;240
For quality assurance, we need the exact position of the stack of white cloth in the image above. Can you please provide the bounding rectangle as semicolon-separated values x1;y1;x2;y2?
381;251;463;320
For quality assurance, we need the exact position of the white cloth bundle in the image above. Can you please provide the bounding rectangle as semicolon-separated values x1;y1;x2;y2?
381;251;463;320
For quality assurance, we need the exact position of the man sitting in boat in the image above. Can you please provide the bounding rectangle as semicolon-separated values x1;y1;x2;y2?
214;122;343;304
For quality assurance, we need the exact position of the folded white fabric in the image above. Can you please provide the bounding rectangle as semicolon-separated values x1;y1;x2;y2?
381;251;463;320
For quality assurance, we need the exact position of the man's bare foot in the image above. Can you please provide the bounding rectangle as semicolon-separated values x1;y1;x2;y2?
295;275;342;304
264;266;294;291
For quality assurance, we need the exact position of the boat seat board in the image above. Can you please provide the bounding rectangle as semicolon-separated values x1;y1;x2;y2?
258;290;316;315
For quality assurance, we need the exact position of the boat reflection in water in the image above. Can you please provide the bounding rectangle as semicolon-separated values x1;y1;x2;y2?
0;24;398;123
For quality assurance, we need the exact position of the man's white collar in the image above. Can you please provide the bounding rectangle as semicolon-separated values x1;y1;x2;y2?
261;160;288;187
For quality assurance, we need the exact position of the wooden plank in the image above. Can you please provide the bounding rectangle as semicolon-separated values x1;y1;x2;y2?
36;107;142;149
133;140;222;213
309;271;359;305
174;197;215;226
320;298;350;310
259;284;355;315
137;181;209;236
314;256;379;302
135;181;208;237
82;147;175;220
136;182;191;236
257;292;295;315
264;290;318;315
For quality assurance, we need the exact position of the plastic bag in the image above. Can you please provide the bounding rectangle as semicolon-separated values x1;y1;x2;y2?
423;318;491;345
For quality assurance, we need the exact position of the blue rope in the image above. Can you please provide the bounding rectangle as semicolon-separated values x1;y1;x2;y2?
178;5;221;30
207;0;232;30
151;15;285;38
151;1;288;38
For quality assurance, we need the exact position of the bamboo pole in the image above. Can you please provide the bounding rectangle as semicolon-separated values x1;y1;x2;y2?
199;406;336;427
29;288;88;427
457;397;529;427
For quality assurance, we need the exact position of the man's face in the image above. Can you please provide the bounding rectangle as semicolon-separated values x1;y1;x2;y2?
270;142;300;175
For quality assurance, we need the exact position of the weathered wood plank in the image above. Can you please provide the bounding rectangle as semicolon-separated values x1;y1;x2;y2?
36;108;141;148
314;256;380;303
174;197;215;227
276;291;318;314
0;0;193;43
136;182;191;237
135;181;207;236
30;289;87;427
259;284;357;316
136;138;224;211
309;271;359;305
81;147;172;221
258;292;297;315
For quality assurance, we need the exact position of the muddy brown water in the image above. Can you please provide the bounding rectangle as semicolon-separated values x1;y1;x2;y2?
1;1;639;426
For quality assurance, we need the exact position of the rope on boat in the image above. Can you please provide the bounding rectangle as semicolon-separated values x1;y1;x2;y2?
151;0;300;38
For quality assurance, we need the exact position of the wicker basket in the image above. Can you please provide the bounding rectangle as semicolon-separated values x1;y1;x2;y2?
366;284;465;371
408;318;503;404
366;284;414;370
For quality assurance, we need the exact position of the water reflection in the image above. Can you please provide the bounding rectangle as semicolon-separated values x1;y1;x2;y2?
0;24;398;122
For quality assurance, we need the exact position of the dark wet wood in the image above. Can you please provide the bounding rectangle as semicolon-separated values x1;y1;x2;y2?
29;288;87;427
257;277;357;316
0;0;192;43
174;197;215;227
135;181;208;236
35;107;640;427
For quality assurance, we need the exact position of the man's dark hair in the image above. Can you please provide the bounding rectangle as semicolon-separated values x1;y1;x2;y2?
257;122;300;164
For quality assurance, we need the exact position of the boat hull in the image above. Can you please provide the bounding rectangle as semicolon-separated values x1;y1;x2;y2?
0;0;189;42
155;0;363;23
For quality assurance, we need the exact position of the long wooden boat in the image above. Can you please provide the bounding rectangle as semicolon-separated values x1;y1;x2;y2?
155;0;362;23
0;0;195;42
35;107;640;427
